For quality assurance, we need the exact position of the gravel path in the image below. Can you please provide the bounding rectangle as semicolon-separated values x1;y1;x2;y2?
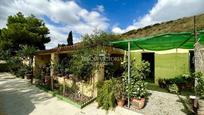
132;90;187;115
0;72;141;115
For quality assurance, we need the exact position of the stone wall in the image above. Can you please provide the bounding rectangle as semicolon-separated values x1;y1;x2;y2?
56;63;104;97
194;43;204;73
57;77;96;97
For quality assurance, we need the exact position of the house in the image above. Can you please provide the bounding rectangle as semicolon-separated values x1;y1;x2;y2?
33;43;124;97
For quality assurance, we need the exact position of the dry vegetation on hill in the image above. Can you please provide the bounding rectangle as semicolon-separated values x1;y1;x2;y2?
121;13;204;39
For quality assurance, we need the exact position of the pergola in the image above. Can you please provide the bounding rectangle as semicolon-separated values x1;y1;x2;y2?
111;30;204;107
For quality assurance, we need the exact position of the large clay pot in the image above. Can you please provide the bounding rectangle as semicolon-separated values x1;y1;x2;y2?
117;99;125;107
44;76;51;85
131;98;145;109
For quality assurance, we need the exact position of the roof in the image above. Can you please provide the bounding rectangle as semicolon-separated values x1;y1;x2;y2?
36;43;81;55
36;42;124;55
111;31;204;51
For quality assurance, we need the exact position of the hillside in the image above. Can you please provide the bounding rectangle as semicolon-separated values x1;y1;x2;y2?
122;13;204;39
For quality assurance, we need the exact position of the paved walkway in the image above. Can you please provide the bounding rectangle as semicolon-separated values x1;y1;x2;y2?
0;72;141;115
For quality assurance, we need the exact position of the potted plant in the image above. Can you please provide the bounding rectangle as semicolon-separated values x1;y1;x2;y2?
130;81;148;109
33;69;42;85
113;79;126;107
96;80;116;111
123;60;150;109
44;64;51;86
25;65;32;79
158;79;167;88
17;65;27;79
56;63;64;77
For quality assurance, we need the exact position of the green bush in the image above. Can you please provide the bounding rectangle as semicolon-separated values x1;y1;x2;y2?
194;72;204;97
69;31;121;81
123;60;150;99
58;85;63;95
6;57;23;74
16;65;26;78
113;79;126;100
158;74;194;90
96;80;116;110
168;84;179;94
0;63;9;72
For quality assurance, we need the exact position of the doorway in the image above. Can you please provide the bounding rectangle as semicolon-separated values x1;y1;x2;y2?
142;52;155;82
189;50;195;73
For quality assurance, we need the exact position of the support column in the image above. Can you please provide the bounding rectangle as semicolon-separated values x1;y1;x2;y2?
51;53;59;76
51;53;59;90
33;56;38;77
93;63;104;97
194;43;204;72
193;16;204;73
193;16;204;98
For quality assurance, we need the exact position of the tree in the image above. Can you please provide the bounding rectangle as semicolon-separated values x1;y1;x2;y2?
69;31;121;80
19;45;37;66
0;12;50;52
67;31;73;45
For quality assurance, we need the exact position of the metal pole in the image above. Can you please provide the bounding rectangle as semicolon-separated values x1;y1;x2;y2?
128;41;131;108
193;16;198;96
194;16;198;43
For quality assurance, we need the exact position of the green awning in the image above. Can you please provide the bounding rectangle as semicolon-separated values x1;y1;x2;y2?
111;31;204;51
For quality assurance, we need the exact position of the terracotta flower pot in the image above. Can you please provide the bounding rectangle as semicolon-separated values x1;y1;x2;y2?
131;98;145;109
117;99;125;107
44;76;51;85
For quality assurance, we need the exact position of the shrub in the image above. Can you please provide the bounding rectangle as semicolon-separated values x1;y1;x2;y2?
194;72;204;97
112;79;126;100
69;31;121;81
54;62;65;76
96;80;116;110
158;79;167;88
123;60;150;99
168;84;179;94
58;85;63;95
69;47;96;81
16;65;26;78
25;65;32;74
0;63;9;72
6;56;25;76
158;74;194;90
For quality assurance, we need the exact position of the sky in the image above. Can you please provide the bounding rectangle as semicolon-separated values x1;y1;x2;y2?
0;0;204;49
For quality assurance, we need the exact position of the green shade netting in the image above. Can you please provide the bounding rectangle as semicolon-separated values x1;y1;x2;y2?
111;31;204;51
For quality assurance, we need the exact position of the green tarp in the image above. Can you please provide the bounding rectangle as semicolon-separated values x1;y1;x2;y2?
111;31;204;51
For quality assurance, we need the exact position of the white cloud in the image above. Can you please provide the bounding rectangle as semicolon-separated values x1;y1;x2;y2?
0;0;109;49
112;0;204;34
95;5;105;13
112;25;137;34
112;27;124;34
